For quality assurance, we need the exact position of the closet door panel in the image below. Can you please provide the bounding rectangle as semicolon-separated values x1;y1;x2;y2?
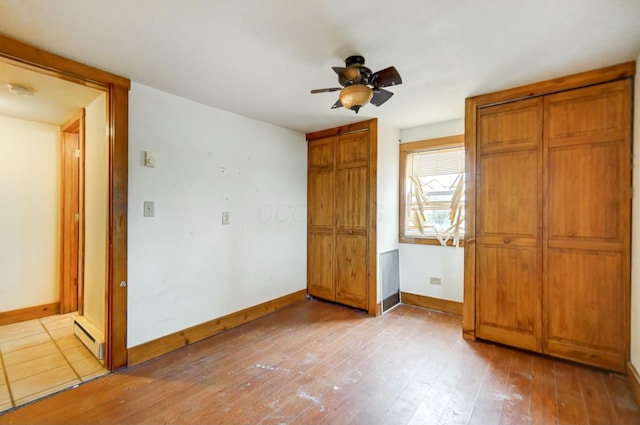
478;98;542;151
543;79;631;372
337;131;369;165
308;169;334;230
335;166;367;233
477;244;540;351
307;136;337;303
546;249;625;369
546;81;629;146
547;142;624;244
335;235;368;310
477;150;539;237
308;233;335;301
309;136;335;167
476;99;543;351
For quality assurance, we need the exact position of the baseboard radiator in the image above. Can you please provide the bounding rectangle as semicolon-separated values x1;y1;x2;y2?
73;316;105;363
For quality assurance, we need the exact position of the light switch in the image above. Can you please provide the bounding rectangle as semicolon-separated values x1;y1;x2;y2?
143;201;155;217
222;211;230;225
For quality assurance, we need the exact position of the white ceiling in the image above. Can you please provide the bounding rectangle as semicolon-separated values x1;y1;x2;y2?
0;59;103;125
0;0;639;133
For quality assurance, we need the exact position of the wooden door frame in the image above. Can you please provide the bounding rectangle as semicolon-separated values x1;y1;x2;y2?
0;34;130;370
60;110;85;315
462;61;636;342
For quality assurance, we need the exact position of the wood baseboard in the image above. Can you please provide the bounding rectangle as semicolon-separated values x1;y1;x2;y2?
401;292;463;315
127;289;307;366
0;302;60;326
627;362;640;408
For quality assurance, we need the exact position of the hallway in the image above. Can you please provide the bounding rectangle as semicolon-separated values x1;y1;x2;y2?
0;313;107;412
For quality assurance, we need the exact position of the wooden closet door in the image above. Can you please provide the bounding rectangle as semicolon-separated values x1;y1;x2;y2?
544;80;631;372
476;98;543;352
308;136;336;301
335;131;369;310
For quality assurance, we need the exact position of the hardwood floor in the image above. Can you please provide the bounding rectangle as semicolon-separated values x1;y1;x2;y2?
0;299;638;424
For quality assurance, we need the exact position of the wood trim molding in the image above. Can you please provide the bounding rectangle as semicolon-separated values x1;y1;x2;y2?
401;292;463;315
399;236;465;247
306;119;374;141
0;34;130;89
627;362;640;408
463;97;478;341
469;61;635;108
0;303;60;326
127;289;308;366
367;119;378;317
106;84;129;370
60;109;85;315
399;135;464;152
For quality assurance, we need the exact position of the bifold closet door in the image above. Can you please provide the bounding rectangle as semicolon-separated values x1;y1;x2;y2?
475;98;544;352
543;80;631;372
334;131;369;310
308;136;336;301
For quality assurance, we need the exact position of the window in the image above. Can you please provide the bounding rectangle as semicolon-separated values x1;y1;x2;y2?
399;135;465;246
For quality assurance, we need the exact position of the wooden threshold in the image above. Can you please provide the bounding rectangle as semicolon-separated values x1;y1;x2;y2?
127;289;307;366
401;292;463;315
0;302;60;326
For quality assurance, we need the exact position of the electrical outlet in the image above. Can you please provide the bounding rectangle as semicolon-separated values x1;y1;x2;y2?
429;277;442;285
222;211;230;225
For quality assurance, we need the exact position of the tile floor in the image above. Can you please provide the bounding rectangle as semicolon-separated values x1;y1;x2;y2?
0;313;108;413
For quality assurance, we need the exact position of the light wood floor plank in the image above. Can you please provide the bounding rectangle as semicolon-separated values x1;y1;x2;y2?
1;300;639;425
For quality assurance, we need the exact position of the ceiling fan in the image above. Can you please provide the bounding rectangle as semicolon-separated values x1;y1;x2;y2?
311;55;402;113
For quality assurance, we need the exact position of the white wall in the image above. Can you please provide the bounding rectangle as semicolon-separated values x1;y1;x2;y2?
127;83;307;347
376;121;400;301
631;53;640;372
0;116;60;311
83;93;108;332
398;118;465;302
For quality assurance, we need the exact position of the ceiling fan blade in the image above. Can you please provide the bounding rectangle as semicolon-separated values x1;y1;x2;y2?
332;66;345;75
371;66;402;88
370;88;394;106
331;99;343;109
311;87;342;94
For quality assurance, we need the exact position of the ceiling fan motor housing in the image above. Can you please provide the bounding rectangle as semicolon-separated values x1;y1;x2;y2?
344;55;365;67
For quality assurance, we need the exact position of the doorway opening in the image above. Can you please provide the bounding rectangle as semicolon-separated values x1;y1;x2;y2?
0;34;130;372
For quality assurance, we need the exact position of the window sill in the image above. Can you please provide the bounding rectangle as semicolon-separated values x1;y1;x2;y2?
399;236;465;247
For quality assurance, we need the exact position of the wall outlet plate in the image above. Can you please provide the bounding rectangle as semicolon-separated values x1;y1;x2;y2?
429;277;442;285
222;211;230;225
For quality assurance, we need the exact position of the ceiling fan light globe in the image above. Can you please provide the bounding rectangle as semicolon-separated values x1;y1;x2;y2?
343;67;361;81
339;84;372;113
